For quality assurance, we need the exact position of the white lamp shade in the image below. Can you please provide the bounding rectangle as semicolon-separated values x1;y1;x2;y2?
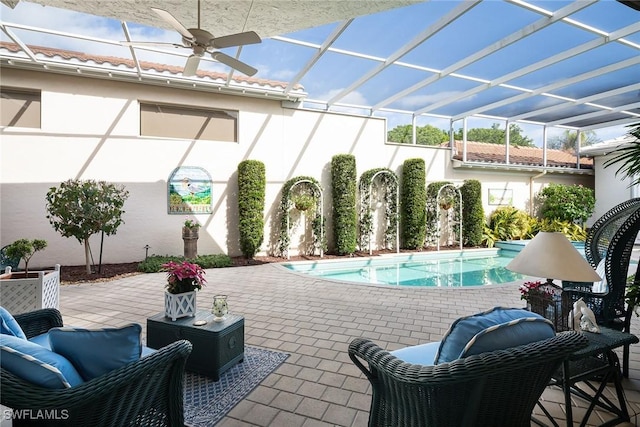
506;232;602;282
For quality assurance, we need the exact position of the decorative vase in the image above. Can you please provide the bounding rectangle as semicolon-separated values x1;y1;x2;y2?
182;226;199;259
165;290;196;321
212;295;228;322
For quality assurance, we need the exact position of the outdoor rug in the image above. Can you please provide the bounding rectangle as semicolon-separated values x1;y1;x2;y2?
184;346;289;427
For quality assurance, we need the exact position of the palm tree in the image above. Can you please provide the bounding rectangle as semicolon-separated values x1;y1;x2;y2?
603;123;640;186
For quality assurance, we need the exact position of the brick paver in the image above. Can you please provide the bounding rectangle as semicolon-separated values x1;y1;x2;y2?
58;262;640;426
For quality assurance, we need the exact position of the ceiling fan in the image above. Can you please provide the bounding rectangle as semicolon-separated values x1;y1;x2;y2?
122;0;261;77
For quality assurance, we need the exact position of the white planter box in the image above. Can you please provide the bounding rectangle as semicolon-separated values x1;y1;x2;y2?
164;290;196;321
0;265;60;315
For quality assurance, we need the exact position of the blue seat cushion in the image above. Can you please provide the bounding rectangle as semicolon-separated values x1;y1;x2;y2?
0;334;84;388
0;306;26;339
29;332;51;349
49;324;142;381
435;307;555;364
391;341;440;366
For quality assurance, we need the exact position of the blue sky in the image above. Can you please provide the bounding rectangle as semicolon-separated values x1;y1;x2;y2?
1;0;636;145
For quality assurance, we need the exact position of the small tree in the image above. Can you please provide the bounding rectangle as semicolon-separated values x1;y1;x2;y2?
5;239;47;275
537;183;595;226
46;179;129;274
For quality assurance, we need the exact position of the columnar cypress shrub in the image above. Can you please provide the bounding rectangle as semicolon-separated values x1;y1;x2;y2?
331;154;357;255
237;160;266;258
460;179;484;247
401;158;426;249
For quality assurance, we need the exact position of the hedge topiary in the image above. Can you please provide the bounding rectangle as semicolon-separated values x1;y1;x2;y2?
460;180;484;247
331;154;357;255
237;160;266;259
401;158;426;249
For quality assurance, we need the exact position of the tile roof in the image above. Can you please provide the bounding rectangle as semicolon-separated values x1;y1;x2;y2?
0;42;304;92
448;140;593;169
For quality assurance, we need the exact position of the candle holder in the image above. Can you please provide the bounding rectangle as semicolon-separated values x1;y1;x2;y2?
212;295;228;322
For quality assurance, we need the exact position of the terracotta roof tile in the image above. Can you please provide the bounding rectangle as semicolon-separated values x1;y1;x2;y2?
0;42;303;91
446;140;593;169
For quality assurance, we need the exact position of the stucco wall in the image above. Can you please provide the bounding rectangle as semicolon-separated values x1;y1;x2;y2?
589;155;639;225
0;68;594;267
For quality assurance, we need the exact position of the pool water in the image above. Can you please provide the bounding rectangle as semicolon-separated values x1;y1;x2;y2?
282;249;525;287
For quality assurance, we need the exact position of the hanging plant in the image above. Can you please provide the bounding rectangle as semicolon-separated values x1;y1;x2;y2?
292;193;316;212
358;168;398;251
278;176;326;258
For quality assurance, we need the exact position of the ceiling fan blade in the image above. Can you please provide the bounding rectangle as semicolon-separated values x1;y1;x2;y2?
121;41;184;49
183;55;201;76
211;31;262;49
151;7;195;41
211;52;257;76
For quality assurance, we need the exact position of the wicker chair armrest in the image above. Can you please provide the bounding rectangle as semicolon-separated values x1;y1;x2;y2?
349;332;588;385
14;308;64;338
561;281;595;293
1;339;192;426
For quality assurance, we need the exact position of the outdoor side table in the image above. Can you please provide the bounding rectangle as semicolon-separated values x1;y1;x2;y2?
147;311;244;380
536;327;638;427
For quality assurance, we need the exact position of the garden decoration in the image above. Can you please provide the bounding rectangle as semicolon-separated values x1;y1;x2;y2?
212;295;229;322
182;218;200;259
278;176;325;259
163;260;206;321
358;168;399;255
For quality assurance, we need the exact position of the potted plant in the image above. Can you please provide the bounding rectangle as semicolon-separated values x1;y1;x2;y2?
0;239;60;315
439;195;454;211
163;260;206;321
182;218;200;259
292;193;315;212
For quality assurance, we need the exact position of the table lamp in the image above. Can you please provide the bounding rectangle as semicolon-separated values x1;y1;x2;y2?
506;232;602;285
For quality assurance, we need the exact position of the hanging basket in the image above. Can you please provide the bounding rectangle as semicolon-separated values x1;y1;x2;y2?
292;194;315;211
164;290;196;321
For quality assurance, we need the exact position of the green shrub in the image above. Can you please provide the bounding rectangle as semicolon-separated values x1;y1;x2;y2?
401;158;426;249
529;218;588;241
138;254;232;273
331;154;357;255
537;183;595;225
237;160;266;258
460;180;484;247
487;206;531;241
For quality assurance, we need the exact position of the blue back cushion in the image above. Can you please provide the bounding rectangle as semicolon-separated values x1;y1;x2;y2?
434;307;554;364
0;334;84;388
0;306;26;339
49;324;142;381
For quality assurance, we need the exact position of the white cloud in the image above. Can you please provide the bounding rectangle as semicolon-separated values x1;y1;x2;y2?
396;91;469;109
313;88;368;106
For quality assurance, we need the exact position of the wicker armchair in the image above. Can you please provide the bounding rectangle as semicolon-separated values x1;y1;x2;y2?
1;308;192;426
349;332;588;427
561;198;640;376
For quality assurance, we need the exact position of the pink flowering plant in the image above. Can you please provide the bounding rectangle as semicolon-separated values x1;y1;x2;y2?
519;280;553;303
162;261;207;294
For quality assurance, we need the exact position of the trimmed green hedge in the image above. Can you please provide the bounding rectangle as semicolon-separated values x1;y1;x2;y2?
238;160;266;258
460;180;484;247
401;158;426;249
331;154;357;255
138;254;232;273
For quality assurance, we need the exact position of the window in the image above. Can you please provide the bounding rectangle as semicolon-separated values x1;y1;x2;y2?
140;102;238;142
1;88;41;128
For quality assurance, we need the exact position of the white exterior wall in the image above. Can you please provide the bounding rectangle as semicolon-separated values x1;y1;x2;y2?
588;155;639;225
0;69;593;267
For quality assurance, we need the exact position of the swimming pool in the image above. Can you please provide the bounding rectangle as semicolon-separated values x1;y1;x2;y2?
282;249;525;287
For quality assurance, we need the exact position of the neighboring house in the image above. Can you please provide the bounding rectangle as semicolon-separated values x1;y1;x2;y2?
0;43;594;266
581;136;640;226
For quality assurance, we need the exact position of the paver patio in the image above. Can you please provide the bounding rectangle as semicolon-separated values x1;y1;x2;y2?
58;262;640;427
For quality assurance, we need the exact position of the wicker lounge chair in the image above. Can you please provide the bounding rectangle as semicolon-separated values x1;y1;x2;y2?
562;197;640;376
1;308;192;426
349;332;588;427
